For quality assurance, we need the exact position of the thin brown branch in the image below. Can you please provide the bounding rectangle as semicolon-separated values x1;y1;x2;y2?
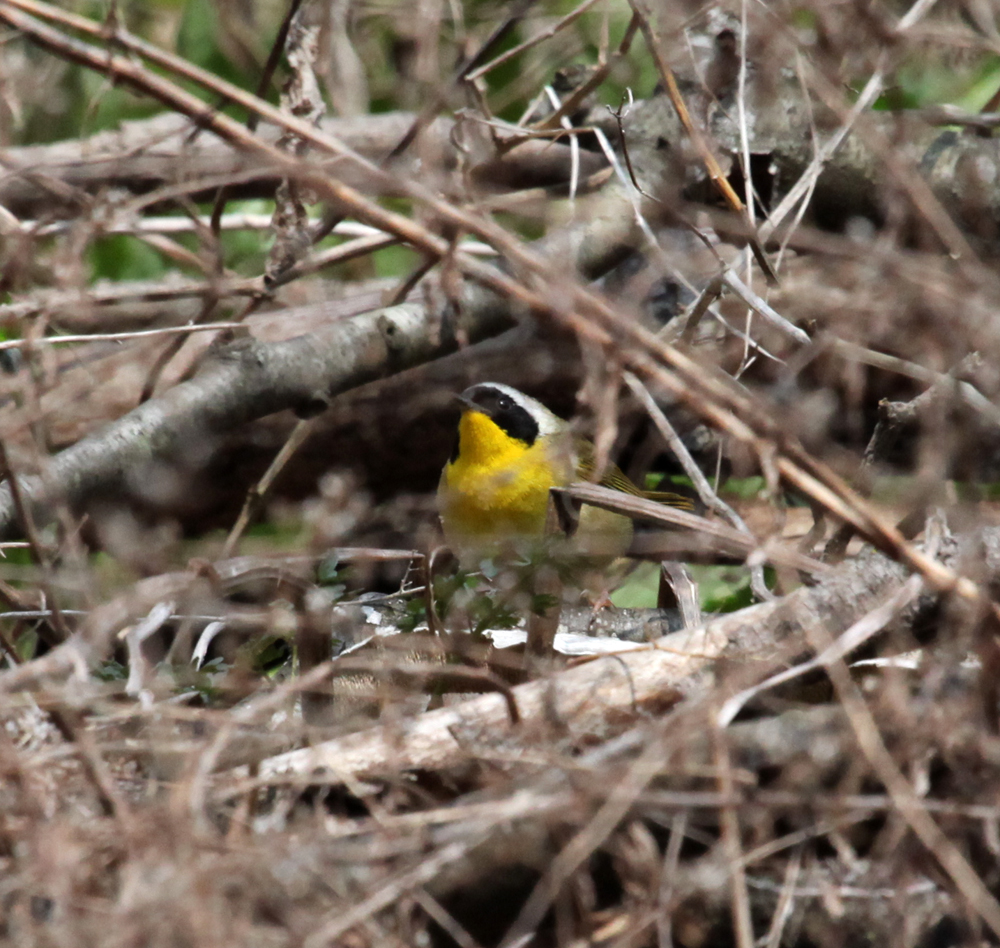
0;440;70;643
628;1;776;284
221;417;316;559
803;606;1000;937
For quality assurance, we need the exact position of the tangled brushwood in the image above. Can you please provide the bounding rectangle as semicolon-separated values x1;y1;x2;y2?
4;0;1000;945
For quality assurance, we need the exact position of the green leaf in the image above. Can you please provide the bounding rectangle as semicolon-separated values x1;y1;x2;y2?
93;658;127;682
317;555;342;585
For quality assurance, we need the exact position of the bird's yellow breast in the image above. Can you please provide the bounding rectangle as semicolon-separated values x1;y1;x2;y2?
438;411;571;547
438;410;631;561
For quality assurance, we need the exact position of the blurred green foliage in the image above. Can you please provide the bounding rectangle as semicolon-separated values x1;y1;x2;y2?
894;55;1000;112
610;561;659;608
612;561;762;613
372;245;419;280
720;476;766;500
89;234;171;283
93;657;128;681
690;564;757;613
175;0;239;83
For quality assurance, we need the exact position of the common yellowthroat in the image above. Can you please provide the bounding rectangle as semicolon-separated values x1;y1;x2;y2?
437;382;692;563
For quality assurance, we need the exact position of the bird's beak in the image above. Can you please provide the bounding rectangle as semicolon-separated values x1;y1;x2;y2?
453;393;479;413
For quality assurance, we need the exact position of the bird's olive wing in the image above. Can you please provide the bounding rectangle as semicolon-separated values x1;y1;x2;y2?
575;439;694;510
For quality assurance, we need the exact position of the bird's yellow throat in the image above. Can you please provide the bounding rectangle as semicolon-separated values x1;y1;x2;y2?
439;410;572;548
453;410;537;470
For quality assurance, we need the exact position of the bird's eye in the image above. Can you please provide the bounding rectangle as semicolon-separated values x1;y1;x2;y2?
496;395;511;409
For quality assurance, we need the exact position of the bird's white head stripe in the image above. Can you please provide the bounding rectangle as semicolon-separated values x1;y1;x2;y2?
468;382;564;437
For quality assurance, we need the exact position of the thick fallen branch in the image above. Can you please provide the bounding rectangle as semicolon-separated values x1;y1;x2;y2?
607;47;1000;239
252;534;949;783
0;290;511;537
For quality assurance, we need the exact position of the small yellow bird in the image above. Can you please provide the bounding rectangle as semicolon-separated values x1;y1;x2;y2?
437;382;692;564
